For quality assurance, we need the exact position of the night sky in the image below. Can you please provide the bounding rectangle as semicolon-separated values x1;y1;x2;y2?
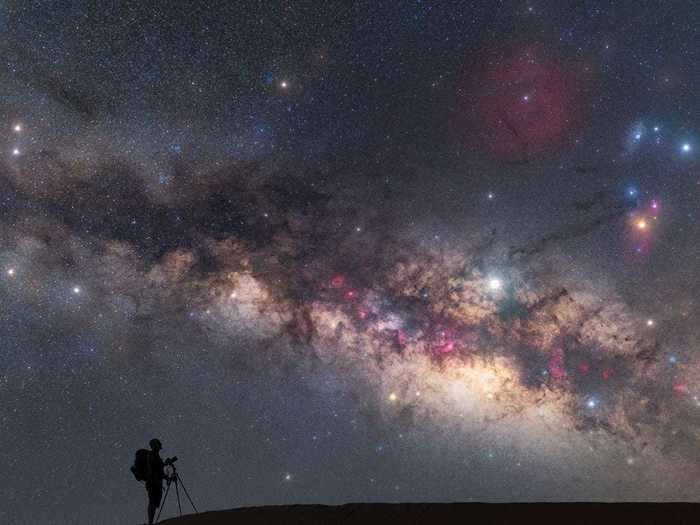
3;1;700;523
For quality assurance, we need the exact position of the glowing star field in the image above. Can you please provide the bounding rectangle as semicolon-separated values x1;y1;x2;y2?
2;3;700;524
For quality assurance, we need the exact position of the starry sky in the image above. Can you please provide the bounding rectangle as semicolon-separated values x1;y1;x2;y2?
3;1;700;523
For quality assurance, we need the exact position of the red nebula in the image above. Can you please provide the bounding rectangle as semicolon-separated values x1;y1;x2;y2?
330;274;345;288
601;368;612;381
673;383;688;395
461;43;589;161
395;330;408;348
430;326;461;355
344;289;358;300
436;340;456;354
548;347;567;381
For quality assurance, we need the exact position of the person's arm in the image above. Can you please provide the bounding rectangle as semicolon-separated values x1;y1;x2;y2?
159;456;166;481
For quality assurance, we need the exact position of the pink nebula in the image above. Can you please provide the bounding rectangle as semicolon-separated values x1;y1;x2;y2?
462;43;589;162
330;274;345;289
548;347;567;381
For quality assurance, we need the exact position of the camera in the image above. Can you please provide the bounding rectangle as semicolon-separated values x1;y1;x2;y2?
164;456;178;466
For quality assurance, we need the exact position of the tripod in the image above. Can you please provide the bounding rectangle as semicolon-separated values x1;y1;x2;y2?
155;463;198;523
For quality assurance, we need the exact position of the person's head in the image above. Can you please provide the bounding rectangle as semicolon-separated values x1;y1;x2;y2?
149;438;162;452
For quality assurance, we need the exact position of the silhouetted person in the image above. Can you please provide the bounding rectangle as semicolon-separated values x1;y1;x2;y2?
145;438;166;525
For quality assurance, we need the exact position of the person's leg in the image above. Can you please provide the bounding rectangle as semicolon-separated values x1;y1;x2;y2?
146;483;158;524
147;501;156;524
147;482;163;524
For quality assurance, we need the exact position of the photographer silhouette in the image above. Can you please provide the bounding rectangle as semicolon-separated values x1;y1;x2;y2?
145;438;166;525
131;438;198;524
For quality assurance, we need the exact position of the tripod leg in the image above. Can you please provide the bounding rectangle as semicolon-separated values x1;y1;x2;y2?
155;483;170;524
176;473;199;513
174;479;183;516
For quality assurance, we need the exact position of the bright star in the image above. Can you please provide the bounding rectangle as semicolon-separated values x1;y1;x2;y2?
682;143;691;153
388;392;398;402
636;219;647;230
12;148;20;156
72;286;81;294
7;268;15;276
284;473;292;481
586;398;597;409
653;126;659;132
488;277;502;291
488;192;494;199
646;318;655;327
522;94;530;102
13;124;21;133
280;80;289;89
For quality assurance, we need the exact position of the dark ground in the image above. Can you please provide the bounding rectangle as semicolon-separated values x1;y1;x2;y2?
159;502;700;524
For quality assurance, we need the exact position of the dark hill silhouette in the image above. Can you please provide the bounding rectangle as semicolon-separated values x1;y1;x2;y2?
160;502;700;525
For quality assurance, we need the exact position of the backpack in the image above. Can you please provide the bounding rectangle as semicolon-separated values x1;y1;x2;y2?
131;449;149;481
